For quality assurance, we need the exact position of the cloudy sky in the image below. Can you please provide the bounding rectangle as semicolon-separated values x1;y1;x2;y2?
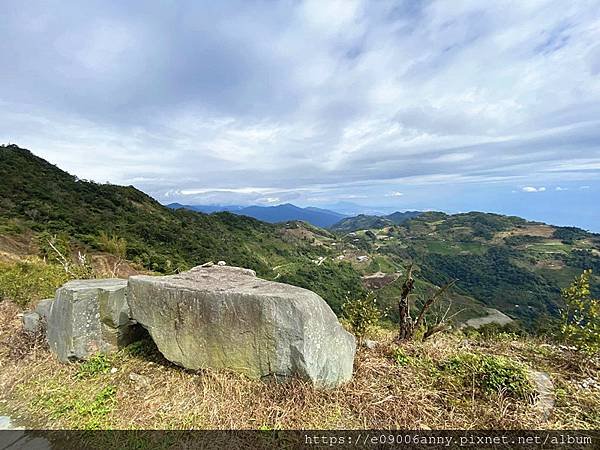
2;0;600;230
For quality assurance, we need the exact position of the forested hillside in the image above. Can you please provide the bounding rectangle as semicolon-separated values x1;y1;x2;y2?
0;144;363;312
334;210;600;324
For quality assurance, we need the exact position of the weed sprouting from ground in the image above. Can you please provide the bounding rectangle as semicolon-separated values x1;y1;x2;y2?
76;354;112;379
441;352;533;399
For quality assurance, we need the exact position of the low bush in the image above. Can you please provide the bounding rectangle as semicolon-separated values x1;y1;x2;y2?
561;269;600;356
391;347;413;367
341;292;381;342
76;354;112;379
441;352;532;399
0;258;71;307
462;322;525;341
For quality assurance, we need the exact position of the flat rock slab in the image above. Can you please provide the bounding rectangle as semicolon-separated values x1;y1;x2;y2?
47;279;137;362
529;370;555;422
463;308;513;329
128;266;356;388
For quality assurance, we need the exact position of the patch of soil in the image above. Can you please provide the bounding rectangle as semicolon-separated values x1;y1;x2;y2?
0;232;35;258
89;253;144;278
361;272;400;290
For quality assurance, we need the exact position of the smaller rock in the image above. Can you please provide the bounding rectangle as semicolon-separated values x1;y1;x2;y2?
217;260;227;266
580;377;598;390
529;370;555;422
0;416;13;430
363;339;378;349
22;312;42;333
110;367;118;374
35;298;54;320
47;278;135;362
129;372;150;387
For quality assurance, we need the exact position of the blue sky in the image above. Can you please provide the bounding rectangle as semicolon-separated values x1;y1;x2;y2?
1;1;600;230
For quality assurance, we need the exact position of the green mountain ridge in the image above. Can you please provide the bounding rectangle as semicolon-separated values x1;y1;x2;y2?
330;211;422;232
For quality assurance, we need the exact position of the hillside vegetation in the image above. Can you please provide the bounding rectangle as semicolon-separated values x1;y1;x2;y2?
333;211;600;325
0;144;362;312
330;211;421;232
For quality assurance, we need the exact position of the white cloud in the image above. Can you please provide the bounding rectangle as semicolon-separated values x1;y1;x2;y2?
387;191;404;197
260;197;280;204
0;1;599;208
555;186;568;191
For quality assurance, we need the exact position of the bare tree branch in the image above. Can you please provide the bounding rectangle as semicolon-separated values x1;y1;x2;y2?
397;264;416;341
413;279;456;333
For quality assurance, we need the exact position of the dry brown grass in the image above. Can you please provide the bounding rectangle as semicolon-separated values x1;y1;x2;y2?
0;301;598;430
89;253;145;278
0;232;35;258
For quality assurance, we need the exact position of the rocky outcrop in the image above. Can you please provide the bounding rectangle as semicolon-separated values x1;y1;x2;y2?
40;266;357;387
128;266;356;388
46;279;138;362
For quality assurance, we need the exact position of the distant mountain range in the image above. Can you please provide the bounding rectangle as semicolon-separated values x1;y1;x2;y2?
167;202;424;229
167;203;348;228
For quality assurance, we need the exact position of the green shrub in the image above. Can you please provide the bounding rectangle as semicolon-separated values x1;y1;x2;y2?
463;322;525;341
442;353;532;398
76;353;112;379
98;231;127;258
391;347;413;367
36;231;71;265
0;258;71;307
341;292;381;341
561;269;600;356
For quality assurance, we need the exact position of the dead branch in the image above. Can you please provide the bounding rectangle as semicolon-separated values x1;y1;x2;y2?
397;264;415;341
413;280;456;333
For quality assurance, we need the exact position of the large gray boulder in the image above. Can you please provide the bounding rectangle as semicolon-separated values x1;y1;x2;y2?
128;266;356;388
47;279;138;362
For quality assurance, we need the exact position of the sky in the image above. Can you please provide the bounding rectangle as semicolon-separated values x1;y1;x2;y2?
1;0;600;231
